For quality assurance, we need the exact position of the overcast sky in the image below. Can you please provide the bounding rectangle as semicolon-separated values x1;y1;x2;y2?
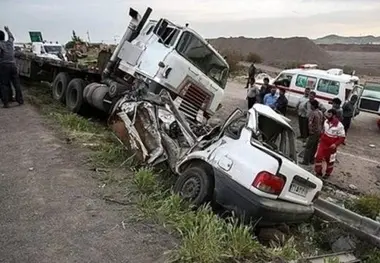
1;0;380;43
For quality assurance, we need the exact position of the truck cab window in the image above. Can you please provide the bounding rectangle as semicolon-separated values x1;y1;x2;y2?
176;31;229;88
158;27;180;46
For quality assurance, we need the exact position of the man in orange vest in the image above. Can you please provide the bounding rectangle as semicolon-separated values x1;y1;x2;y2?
314;108;345;179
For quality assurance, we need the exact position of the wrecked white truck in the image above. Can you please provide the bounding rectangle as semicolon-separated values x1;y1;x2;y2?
109;88;323;225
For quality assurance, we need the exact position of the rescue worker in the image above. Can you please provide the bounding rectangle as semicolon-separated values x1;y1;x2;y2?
245;63;256;89
275;88;288;115
314;108;346;179
296;88;310;141
263;87;278;109
300;100;323;165
246;78;259;109
331;98;343;122
0;26;23;108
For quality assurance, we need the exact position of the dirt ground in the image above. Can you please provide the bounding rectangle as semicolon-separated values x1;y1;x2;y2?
214;79;380;195
0;104;175;263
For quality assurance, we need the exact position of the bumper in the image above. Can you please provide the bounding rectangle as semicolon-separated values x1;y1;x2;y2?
213;169;314;226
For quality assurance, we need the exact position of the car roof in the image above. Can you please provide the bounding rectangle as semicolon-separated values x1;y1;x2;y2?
280;68;358;83
251;104;292;129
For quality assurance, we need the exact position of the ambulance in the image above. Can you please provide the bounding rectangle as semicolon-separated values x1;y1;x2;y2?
270;65;360;110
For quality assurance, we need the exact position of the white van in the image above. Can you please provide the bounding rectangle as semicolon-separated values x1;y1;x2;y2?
269;67;360;110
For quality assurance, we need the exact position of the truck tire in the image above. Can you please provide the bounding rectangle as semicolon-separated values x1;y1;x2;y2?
66;78;85;113
52;72;71;103
174;166;214;206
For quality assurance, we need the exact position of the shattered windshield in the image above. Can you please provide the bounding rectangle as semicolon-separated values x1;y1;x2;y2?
363;82;380;100
253;115;297;162
176;31;229;89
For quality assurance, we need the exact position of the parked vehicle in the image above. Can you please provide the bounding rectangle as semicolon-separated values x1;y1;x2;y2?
269;66;360;111
31;41;67;61
350;81;380;115
14;6;229;126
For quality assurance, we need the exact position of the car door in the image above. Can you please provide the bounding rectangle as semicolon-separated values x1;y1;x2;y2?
347;84;363;118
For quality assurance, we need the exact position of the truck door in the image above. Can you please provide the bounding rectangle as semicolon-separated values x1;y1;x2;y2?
137;19;179;78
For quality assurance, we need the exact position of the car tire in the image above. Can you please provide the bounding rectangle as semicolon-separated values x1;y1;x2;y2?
52;72;71;103
173;166;214;206
66;78;85;113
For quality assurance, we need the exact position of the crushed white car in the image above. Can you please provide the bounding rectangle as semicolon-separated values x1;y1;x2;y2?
109;88;323;225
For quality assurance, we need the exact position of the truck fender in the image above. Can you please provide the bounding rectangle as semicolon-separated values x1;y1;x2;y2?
52;72;71;103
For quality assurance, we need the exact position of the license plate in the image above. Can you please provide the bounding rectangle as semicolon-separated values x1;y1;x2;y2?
289;183;308;197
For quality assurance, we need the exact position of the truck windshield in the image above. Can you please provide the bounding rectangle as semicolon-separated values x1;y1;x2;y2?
363;82;380;100
176;31;229;89
255;115;297;162
44;45;63;54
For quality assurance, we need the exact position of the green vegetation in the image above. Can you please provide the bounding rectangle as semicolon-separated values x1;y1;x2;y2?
345;194;380;220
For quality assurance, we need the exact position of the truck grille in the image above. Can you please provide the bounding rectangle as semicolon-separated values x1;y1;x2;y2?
178;85;210;120
359;98;380;112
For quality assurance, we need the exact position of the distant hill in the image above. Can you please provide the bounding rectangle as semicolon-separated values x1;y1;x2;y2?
208;36;331;65
314;34;380;45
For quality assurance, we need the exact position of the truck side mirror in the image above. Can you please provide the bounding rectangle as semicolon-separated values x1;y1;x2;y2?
153;19;169;39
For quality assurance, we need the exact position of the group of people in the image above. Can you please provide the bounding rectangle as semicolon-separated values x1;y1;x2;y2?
297;88;358;178
0;26;24;108
246;77;289;115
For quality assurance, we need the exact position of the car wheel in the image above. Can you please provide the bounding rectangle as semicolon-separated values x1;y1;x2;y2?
52;72;71;103
173;166;213;206
66;78;85;113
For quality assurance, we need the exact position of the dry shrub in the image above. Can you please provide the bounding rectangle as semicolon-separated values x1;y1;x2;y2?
220;49;244;73
246;52;263;63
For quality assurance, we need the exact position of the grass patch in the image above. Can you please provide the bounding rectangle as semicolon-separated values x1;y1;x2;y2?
345;194;380;220
134;168;300;263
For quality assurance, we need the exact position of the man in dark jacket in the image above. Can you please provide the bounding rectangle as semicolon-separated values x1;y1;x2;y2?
245;63;256;88
275;88;288;115
342;95;358;134
0;26;23;108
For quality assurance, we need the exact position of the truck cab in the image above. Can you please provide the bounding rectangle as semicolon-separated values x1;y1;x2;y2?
32;41;67;61
116;19;229;124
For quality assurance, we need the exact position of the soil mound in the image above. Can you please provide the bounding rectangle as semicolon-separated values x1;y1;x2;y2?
208;36;332;65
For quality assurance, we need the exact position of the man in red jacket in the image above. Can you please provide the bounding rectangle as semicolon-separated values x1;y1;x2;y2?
314;108;346;179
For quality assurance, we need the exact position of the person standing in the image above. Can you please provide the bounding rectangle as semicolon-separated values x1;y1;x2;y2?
314;109;345;179
263;87;278;109
259;77;271;103
275;88;288;115
296;88;310;140
0;26;23;108
331;98;343;122
246;79;259;109
300;100;323;165
342;95;358;134
245;63;256;89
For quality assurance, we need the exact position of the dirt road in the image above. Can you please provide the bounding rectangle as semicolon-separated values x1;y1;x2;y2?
0;104;174;263
214;79;380;194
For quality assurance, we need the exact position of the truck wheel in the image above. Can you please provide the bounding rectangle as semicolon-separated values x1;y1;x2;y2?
66;78;85;113
52;72;71;103
174;166;213;206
